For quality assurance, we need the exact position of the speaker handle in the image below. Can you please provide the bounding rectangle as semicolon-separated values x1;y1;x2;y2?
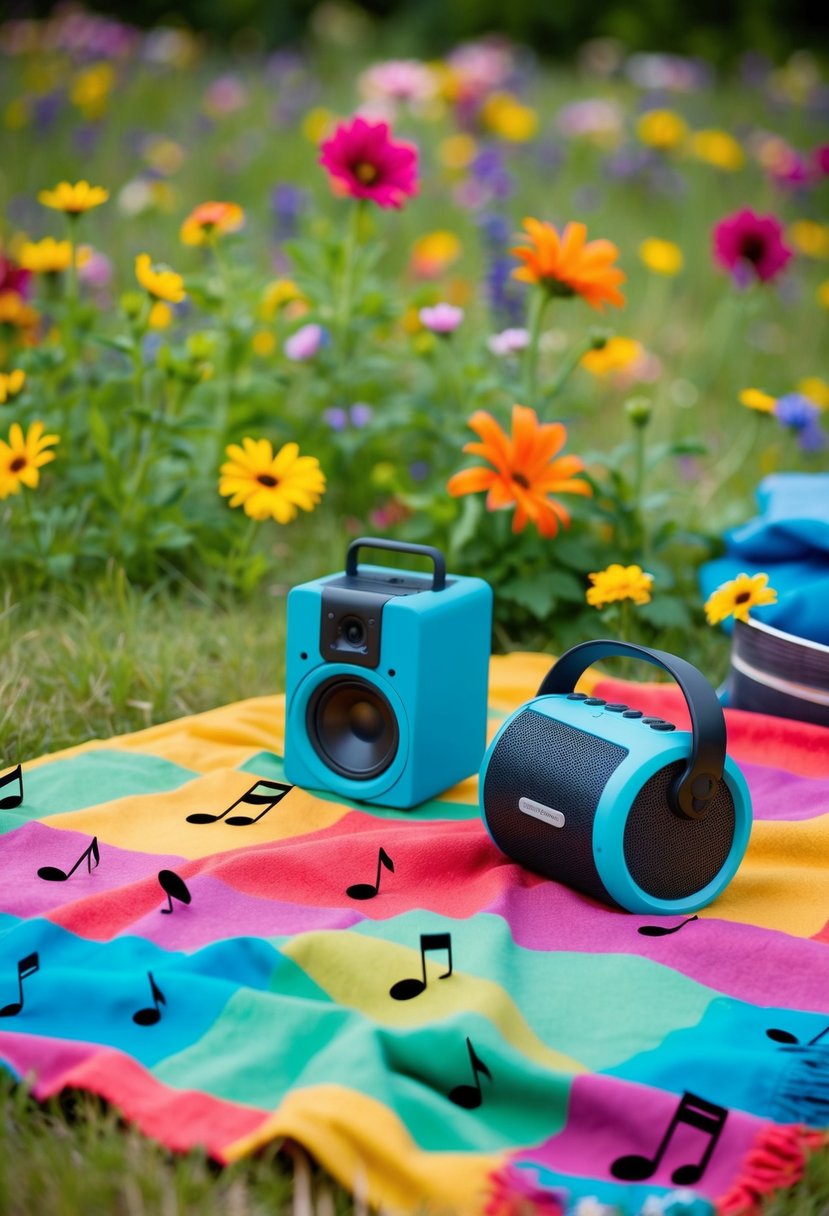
345;537;447;591
537;640;726;822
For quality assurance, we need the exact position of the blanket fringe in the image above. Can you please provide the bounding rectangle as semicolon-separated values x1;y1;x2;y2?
716;1124;828;1216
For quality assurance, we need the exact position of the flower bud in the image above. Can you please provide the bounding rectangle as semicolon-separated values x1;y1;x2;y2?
625;395;652;429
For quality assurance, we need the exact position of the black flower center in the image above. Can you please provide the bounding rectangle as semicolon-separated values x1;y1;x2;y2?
512;471;530;489
734;591;751;604
257;474;279;488
354;161;380;185
739;235;766;265
9;456;26;473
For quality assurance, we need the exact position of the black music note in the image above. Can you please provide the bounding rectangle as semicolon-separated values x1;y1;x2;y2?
0;764;23;809
611;1092;728;1185
767;1024;829;1048
186;779;293;826
0;952;40;1018
389;932;453;1001
346;847;394;900
448;1037;492;1109
132;971;166;1026
639;915;699;938
158;870;192;914
37;836;100;882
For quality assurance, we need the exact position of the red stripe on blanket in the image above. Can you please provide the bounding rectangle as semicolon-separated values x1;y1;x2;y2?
593;678;829;778
0;1031;268;1159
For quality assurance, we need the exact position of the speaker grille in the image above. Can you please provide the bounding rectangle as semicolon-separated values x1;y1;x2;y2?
624;762;736;900
307;676;399;780
483;708;626;904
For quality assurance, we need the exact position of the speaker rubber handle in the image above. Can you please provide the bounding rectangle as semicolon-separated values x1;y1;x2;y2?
537;640;726;821
345;537;447;591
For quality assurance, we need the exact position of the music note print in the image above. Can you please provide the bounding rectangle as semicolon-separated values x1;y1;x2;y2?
186;779;293;826
767;1024;829;1048
38;836;100;883
346;847;394;900
132;971;166;1026
639;915;698;938
389;932;453;1001
448;1037;492;1110
0;764;23;810
157;870;192;915
0;952;40;1018
611;1091;728;1185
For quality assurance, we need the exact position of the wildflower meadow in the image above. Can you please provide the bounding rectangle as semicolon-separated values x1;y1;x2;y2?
1;9;825;671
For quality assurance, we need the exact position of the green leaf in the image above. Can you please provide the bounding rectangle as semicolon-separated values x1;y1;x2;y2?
500;576;557;620
638;595;693;630
91;335;135;356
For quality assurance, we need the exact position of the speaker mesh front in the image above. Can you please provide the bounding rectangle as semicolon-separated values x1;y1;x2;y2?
624;762;736;900
484;708;626;903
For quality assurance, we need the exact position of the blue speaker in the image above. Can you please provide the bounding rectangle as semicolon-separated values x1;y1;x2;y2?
284;538;493;809
480;641;752;915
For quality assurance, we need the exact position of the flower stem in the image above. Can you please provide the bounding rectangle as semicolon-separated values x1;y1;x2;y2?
544;333;598;407
65;215;79;361
633;422;646;558
338;200;364;355
521;288;548;406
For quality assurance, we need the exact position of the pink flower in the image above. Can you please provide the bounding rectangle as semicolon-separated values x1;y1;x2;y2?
419;303;464;334
712;208;793;285
485;1163;565;1216
284;323;325;361
813;144;829;176
319;117;418;209
488;327;530;356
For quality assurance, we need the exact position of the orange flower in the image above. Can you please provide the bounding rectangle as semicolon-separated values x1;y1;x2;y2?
180;201;245;246
447;404;592;537
511;218;625;311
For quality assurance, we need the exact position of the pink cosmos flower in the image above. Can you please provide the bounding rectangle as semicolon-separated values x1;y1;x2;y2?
813;144;829;177
488;327;530;356
319;117;418;209
419;303;464;334
284;323;325;361
712;208;793;285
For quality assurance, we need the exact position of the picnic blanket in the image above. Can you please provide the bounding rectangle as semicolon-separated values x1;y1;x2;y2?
1;652;828;1216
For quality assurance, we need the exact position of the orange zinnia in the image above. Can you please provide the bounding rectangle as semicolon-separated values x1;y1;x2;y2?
511;218;626;311
447;404;592;537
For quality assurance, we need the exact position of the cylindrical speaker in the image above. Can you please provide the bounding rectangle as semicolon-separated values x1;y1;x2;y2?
480;641;752;915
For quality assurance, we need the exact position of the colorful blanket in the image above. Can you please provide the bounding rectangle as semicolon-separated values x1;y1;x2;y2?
1;653;827;1215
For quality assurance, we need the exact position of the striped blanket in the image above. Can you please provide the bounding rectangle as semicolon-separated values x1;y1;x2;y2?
1;653;827;1214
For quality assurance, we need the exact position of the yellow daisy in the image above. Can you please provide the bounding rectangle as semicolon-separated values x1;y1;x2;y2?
0;420;59;499
586;563;653;608
135;253;186;304
38;180;109;215
0;369;26;404
219;438;326;523
636;109;688;151
739;388;776;413
639;238;683;276
704;572;777;625
19;237;74;274
580;336;642;376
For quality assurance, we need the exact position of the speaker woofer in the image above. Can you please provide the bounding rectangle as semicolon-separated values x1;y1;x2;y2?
307;677;400;780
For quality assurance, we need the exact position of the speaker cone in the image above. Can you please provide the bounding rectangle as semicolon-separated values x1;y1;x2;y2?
307;677;399;780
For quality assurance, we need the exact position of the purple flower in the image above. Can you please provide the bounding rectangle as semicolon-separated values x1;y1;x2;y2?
774;393;826;450
419;303;464;334
271;183;308;242
285;323;325;361
323;407;348;431
350;402;373;427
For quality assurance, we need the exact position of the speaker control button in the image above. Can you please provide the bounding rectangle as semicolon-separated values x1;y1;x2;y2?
649;722;676;731
622;709;643;718
583;697;606;706
567;693;588;700
604;703;627;712
642;717;664;724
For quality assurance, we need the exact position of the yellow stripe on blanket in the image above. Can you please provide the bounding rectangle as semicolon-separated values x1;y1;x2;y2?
223;1083;504;1214
282;930;587;1076
41;770;347;859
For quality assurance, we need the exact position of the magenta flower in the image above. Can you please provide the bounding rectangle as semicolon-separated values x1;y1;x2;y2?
712;208;793;285
319;117;418;209
419;303;464;334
